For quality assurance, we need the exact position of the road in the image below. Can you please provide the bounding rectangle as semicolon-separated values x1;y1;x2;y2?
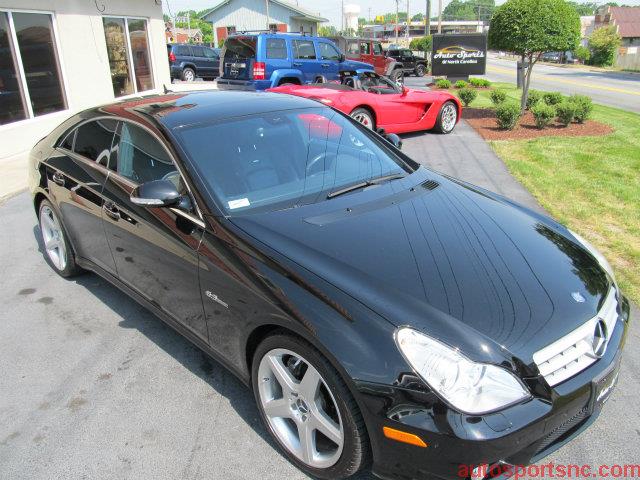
1;124;639;479
483;54;640;113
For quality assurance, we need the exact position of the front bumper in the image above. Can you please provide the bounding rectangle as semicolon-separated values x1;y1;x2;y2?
357;295;630;480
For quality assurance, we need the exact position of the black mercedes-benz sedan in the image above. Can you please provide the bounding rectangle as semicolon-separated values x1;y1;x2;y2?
29;91;629;480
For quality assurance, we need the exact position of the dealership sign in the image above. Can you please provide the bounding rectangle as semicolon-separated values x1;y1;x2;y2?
431;33;487;77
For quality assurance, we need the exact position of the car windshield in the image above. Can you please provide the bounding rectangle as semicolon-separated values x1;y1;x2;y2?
176;107;412;215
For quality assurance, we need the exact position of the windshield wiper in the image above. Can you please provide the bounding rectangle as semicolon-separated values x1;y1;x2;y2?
326;173;406;199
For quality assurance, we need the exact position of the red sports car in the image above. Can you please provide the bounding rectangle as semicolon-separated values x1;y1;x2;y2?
268;71;461;134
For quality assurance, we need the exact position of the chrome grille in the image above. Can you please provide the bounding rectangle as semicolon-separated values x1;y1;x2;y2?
533;288;618;387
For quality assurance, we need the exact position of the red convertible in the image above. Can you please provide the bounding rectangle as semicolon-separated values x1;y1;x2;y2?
268;71;461;135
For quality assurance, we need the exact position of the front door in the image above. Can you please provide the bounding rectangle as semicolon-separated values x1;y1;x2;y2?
101;121;209;341
316;41;341;81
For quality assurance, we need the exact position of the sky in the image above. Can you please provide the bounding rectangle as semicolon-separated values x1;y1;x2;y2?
163;0;640;28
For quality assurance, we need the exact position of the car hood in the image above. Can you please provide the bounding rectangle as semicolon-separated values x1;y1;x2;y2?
230;168;611;364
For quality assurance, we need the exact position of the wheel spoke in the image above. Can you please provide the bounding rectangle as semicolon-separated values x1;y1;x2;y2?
299;365;322;401
313;410;343;447
41;212;55;231
267;355;298;394
298;421;316;464
45;237;60;250
263;397;291;419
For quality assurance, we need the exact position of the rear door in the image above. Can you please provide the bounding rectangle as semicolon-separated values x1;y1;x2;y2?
191;45;208;77
292;39;319;83
45;119;118;274
221;35;256;80
317;40;341;81
264;37;290;79
205;47;220;77
100;121;209;341
372;42;386;75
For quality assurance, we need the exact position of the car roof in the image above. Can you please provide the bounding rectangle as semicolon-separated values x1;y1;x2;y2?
95;90;327;130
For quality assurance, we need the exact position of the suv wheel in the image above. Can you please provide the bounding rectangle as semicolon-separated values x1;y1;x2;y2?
181;67;195;82
390;69;404;86
414;64;426;77
252;334;370;479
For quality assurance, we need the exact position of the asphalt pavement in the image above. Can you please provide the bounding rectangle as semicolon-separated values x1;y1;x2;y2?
1;117;639;479
483;54;640;113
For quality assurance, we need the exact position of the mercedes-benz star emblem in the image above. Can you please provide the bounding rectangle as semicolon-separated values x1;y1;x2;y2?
591;320;608;358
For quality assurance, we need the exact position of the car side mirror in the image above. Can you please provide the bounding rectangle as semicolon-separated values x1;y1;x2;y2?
339;53;345;62
385;133;402;150
130;179;183;208
401;86;408;96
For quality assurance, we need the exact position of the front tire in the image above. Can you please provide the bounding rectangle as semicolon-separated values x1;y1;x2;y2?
390;69;404;86
181;67;195;82
414;64;426;77
38;200;82;277
252;333;370;479
433;101;458;134
349;108;375;130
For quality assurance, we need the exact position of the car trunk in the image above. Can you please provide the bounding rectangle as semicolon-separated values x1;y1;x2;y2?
221;36;257;80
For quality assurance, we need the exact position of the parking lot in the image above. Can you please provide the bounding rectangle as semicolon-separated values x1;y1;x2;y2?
1;112;639;479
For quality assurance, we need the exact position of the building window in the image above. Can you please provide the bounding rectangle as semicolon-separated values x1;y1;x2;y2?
226;26;236;35
103;17;154;98
0;9;66;126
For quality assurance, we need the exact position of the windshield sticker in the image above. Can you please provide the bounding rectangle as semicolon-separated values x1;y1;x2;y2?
228;198;250;209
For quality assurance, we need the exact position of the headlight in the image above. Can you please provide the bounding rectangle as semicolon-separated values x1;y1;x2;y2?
395;328;530;415
569;229;616;284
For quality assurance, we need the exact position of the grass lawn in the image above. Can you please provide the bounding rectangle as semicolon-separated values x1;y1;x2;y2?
449;82;640;304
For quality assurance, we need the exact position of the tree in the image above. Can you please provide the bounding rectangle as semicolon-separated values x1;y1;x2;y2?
318;25;338;37
411;12;425;22
574;44;591;63
442;0;495;21
410;36;432;52
489;0;580;113
567;1;598;15
588;25;621;66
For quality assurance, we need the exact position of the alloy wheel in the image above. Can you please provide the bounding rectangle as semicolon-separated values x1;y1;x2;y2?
257;348;344;469
39;205;67;271
183;69;195;81
350;111;373;130
441;103;457;132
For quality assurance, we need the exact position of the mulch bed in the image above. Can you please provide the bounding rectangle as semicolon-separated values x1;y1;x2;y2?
463;108;613;141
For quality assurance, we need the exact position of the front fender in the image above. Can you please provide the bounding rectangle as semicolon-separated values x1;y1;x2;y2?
269;69;304;87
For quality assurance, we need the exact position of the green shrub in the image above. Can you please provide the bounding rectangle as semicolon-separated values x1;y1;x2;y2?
543;91;564;106
490;89;507;105
556;101;577;126
589;25;621;67
468;77;491;87
531;102;556;129
435;78;451;89
574;45;591;64
526;89;543;109
495;101;521;130
569;94;593;123
458;87;478;106
455;80;468;89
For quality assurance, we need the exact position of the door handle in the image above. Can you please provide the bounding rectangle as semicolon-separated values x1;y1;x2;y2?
293;62;302;67
321;63;330;67
103;201;120;221
52;171;65;187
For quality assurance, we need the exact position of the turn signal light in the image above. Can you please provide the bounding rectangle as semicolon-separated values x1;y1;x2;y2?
382;427;428;448
253;61;266;80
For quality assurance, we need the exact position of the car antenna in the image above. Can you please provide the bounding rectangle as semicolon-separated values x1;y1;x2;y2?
163;84;173;94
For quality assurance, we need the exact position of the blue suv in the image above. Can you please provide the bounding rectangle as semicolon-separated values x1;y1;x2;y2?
217;33;374;90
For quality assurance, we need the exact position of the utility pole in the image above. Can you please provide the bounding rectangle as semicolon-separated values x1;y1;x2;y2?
368;7;371;23
265;0;270;30
341;0;344;34
425;0;430;36
406;0;410;40
395;0;399;42
437;0;442;34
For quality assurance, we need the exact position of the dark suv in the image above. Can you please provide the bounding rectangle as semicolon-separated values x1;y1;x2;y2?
385;46;428;77
167;43;221;81
217;33;373;91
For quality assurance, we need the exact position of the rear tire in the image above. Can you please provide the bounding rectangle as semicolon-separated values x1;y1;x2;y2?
433;101;458;134
349;108;375;130
181;67;195;82
252;333;370;479
38;200;82;278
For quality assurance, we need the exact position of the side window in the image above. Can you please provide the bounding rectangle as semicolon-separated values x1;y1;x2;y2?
293;40;316;60
110;122;177;185
192;46;205;57
73;119;118;167
373;43;383;55
266;38;287;59
175;45;191;56
347;42;359;55
318;42;341;61
360;42;371;55
204;47;217;59
60;129;76;151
